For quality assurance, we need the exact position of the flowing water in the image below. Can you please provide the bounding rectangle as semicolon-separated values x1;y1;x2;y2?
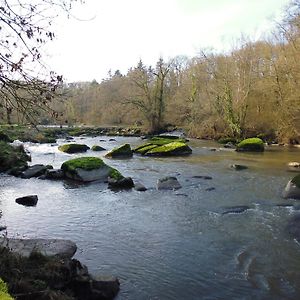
1;136;300;299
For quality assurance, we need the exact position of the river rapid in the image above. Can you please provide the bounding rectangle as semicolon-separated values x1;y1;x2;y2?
1;136;300;300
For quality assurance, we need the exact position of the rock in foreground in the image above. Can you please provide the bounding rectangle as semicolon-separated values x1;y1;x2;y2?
283;174;300;200
236;138;264;152
0;238;77;259
61;157;123;182
58;143;90;153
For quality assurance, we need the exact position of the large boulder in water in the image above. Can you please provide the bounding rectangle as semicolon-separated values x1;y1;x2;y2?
236;138;264;152
283;174;300;200
58;143;90;153
105;143;133;158
61;157;123;182
15;195;38;206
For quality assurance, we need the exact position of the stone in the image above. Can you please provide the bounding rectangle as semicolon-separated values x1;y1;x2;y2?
15;195;38;206
146;142;192;156
45;168;64;180
205;187;215;191
105;143;133;158
157;176;181;190
224;142;236;149
222;205;251;215
236;137;264;152
21;164;48;178
108;177;134;190
287;162;300;172
134;182;147;191
0;226;7;231
192;175;212;180
91;276;120;300
61;157;123;182
58;143;90;153
91;145;106;151
282;175;300;200
0;238;77;259
230;164;248;170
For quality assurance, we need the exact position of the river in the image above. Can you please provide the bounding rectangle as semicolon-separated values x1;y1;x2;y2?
1;136;300;299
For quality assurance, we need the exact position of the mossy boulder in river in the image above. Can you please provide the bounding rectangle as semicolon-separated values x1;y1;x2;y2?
105;143;133;158
61;157;123;182
283;174;300;200
236;138;264;152
133;136;192;156
91;145;106;151
58;143;90;153
0;141;30;174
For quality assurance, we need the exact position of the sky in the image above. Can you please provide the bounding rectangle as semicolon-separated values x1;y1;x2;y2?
46;0;291;83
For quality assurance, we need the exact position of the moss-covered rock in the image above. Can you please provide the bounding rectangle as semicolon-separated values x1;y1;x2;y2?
236;138;264;152
146;142;192;156
134;144;158;155
0;141;30;174
58;143;90;153
91;145;106;151
105;143;133;158
61;157;123;182
0;278;13;300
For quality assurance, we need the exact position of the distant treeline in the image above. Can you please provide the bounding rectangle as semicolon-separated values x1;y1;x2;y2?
3;1;300;143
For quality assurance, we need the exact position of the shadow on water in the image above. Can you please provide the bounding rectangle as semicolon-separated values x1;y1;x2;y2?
1;137;300;299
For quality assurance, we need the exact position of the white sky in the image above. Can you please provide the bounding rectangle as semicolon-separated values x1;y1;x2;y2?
46;0;290;83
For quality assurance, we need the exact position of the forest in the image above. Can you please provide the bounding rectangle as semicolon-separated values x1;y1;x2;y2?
1;0;300;144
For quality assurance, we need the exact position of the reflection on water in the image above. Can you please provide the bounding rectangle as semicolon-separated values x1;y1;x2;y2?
1;137;300;299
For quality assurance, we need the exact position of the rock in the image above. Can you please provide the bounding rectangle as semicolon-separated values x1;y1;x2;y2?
236;138;264;152
58;143;90;153
91;275;120;300
222;205;251;215
205;187;215;191
286;214;300;242
109;138;116;142
21;164;48;178
45;168;64;180
192;175;212;180
146;142;192;156
0;238;77;259
108;177;134;190
282;174;300;200
105;143;133;158
224;142;236;149
0;226;7;231
287;162;300;172
15;195;38;206
134;182;147;191
157;176;181;190
61;157;123;182
91;145;106;151
230;164;248;170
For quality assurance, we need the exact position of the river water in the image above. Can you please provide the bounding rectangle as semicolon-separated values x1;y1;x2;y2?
1;136;300;300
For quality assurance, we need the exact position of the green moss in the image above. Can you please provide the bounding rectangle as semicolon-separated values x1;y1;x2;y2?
146;142;192;156
109;168;124;180
61;157;105;172
0;141;30;173
58;143;89;153
149;136;186;146
105;143;132;158
91;145;105;151
0;278;13;300
291;174;300;188
135;144;158;155
236;138;264;152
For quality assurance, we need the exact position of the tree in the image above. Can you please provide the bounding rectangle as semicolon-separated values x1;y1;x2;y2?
0;0;81;124
126;58;171;133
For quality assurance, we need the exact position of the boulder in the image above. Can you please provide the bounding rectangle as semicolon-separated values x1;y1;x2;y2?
21;164;49;178
146;142;192;156
283;174;300;200
15;195;38;206
58;143;90;153
224;142;236;149
192;175;212;180
0;238;77;259
236;138;264;152
287;162;300;172
134;182;147;191
91;145;106;151
105;143;133;158
45;168;64;180
61;157;123;182
91;276;120;300
157;176;181;190
230;164;248;171
108;177;134;190
222;205;251;215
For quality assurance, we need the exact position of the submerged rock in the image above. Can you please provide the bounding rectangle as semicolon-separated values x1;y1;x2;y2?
105;143;133;158
283;174;300;200
58;143;90;153
157;176;181;190
192;175;212;180
230;164;248;171
15;195;38;206
222;205;251;215
236;138;264;152
61;157;123;182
